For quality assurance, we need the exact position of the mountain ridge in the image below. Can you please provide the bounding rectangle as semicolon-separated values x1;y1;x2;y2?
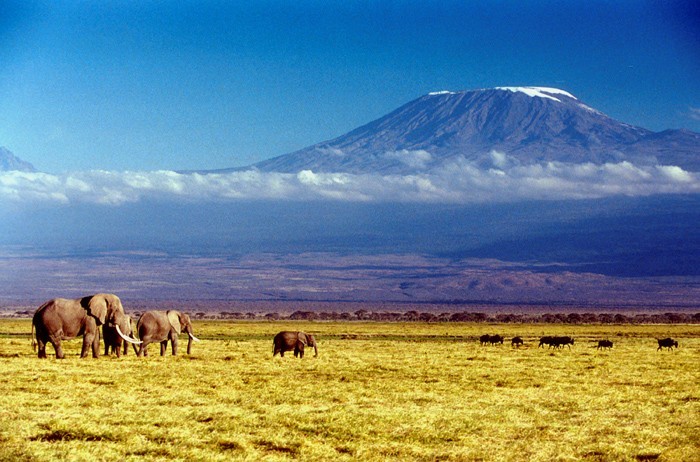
0;147;36;172
240;87;699;174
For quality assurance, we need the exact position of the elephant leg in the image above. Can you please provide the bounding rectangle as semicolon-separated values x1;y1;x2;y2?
82;318;99;358
160;340;168;356
92;331;101;358
48;331;65;359
51;339;65;359
81;332;96;358
122;340;128;356
137;342;148;357
115;340;122;358
37;338;47;359
294;342;304;358
171;336;178;356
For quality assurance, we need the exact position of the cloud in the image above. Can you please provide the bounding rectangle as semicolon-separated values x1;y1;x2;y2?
0;155;698;206
383;150;433;169
314;146;345;157
689;107;700;121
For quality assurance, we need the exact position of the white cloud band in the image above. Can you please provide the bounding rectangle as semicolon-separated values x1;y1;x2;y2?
1;155;697;206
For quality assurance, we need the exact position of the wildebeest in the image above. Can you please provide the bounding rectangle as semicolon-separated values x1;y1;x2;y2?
480;334;504;345
657;337;678;351
539;336;574;349
489;334;504;345
553;336;574;349
596;339;613;350
511;336;524;347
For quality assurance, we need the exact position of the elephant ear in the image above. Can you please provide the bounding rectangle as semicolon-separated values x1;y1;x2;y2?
298;333;308;346
167;311;182;335
86;295;108;325
103;294;123;314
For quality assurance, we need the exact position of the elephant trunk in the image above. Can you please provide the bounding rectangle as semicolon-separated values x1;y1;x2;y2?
115;324;142;345
187;332;199;355
313;343;318;357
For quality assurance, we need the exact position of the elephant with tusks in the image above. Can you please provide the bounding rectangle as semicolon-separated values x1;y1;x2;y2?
136;310;200;356
273;331;318;358
103;314;137;357
32;293;141;359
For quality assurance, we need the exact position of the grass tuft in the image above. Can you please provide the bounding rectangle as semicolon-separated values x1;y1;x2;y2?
31;428;120;442
635;454;661;461
254;439;301;455
217;440;244;451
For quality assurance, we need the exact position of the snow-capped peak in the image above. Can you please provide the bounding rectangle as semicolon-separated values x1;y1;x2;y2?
428;90;457;96
495;86;577;102
427;87;577;102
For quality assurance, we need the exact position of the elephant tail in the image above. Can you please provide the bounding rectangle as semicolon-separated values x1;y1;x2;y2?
31;320;36;352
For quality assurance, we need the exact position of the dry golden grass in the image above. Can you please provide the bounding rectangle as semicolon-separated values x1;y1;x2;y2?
0;320;698;461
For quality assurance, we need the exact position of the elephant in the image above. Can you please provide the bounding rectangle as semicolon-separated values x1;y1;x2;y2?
103;315;137;357
136;310;200;356
32;293;141;359
273;331;317;358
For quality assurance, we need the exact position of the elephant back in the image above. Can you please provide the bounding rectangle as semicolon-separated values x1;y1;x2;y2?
137;310;174;341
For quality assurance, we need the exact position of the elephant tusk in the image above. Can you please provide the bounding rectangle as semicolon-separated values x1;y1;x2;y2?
188;332;201;342
116;324;142;344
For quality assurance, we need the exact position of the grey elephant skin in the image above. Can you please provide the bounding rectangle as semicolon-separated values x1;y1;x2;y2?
273;331;318;358
136;310;199;356
103;315;137;357
32;293;140;359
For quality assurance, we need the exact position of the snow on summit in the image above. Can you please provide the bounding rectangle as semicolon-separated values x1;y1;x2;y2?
495;86;578;102
427;87;578;102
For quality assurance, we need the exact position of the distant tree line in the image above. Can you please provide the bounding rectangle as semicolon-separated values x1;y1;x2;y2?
190;310;700;324
7;309;699;324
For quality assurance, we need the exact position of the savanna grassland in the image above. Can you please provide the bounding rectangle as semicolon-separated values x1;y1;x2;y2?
0;321;698;461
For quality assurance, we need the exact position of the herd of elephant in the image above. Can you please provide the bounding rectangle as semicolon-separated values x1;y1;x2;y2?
31;293;318;359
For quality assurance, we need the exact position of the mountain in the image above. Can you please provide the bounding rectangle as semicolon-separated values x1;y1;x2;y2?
247;87;699;174
0;147;36;172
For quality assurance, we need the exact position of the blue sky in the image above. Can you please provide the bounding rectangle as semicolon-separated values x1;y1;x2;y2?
1;1;699;173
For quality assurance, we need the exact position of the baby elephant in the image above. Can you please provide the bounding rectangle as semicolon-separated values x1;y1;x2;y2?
273;331;317;358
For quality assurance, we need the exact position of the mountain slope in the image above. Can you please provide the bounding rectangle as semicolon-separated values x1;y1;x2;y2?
0;147;36;172
249;87;699;174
